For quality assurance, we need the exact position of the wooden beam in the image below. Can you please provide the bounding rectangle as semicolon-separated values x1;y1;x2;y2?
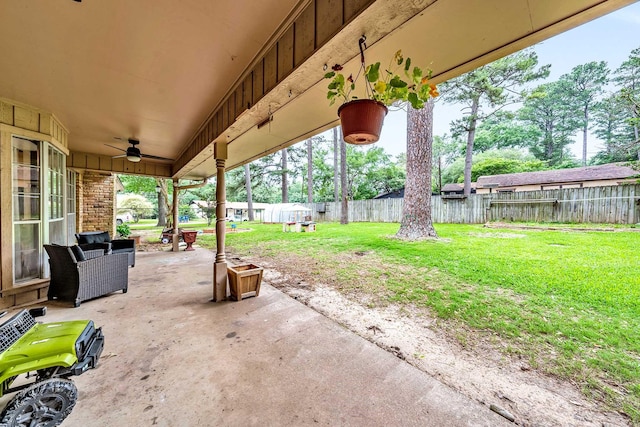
173;0;376;174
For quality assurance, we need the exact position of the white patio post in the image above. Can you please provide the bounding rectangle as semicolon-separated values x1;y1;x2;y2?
213;142;228;302
172;179;180;252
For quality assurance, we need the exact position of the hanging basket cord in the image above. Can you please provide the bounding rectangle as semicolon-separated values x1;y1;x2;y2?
358;36;375;100
359;35;366;64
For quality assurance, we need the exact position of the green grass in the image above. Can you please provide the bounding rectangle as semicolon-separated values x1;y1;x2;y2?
194;222;640;423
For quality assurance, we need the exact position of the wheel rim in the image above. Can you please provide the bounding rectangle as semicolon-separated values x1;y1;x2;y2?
2;379;77;427
13;393;70;427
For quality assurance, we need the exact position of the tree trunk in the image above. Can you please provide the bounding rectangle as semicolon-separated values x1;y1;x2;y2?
634;98;640;159
438;156;442;194
633;124;639;161
397;100;437;240
244;163;254;221
306;138;313;203
155;178;169;227
340;130;348;225
156;189;166;227
582;107;588;166
463;98;479;196
333;127;339;202
546;123;554;160
281;148;289;203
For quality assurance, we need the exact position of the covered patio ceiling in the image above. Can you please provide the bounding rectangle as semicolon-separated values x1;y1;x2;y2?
0;0;635;180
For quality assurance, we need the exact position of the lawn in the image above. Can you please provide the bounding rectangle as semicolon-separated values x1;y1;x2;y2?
187;221;640;423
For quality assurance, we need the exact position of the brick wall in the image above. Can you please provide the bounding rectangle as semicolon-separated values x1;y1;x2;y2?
81;172;115;233
76;173;84;231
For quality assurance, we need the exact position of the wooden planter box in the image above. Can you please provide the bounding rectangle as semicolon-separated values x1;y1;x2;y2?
228;264;263;301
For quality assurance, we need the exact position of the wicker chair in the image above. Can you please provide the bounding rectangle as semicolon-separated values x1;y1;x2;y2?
44;244;129;307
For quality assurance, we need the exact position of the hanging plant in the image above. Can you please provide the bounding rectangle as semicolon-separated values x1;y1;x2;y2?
324;38;439;144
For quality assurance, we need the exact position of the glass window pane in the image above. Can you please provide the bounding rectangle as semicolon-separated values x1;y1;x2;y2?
13;192;40;221
14;223;40;282
13;138;40;221
67;171;76;214
48;147;64;220
67;171;76;243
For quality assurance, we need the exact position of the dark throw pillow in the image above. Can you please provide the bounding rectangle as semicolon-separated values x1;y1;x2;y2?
70;245;86;262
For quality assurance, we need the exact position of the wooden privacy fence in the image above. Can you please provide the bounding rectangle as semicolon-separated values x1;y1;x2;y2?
303;184;640;224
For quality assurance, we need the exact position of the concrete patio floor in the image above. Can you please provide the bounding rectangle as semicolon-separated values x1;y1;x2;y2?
38;248;511;426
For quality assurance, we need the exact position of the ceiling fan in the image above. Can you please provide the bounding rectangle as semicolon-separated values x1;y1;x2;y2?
106;138;173;163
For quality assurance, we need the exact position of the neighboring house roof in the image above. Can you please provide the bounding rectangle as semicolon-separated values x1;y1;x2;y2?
374;187;440;198
476;163;640;188
374;188;405;199
226;202;271;210
441;183;477;193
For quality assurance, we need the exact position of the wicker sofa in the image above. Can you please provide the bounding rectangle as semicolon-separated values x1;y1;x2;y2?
44;244;129;307
76;231;135;267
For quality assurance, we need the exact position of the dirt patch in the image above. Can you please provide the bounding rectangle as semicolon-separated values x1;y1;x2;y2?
130;230;171;252
131;228;253;253
470;232;527;239
485;222;640;233
229;249;631;427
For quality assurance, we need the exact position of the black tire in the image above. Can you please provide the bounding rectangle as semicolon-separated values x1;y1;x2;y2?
0;378;78;427
116;219;123;225
161;237;170;244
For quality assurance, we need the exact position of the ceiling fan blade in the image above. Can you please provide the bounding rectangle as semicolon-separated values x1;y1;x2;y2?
109;137;171;162
113;136;135;143
105;143;126;153
112;154;127;159
141;153;174;161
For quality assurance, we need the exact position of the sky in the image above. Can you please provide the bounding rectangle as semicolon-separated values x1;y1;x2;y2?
320;1;640;160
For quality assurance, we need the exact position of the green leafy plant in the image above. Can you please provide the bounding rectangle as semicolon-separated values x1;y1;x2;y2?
324;50;439;109
116;223;131;238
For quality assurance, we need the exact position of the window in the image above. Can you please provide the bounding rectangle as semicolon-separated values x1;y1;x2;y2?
48;147;65;245
49;148;64;219
12;137;41;282
12;138;40;221
67;170;77;244
11;137;69;283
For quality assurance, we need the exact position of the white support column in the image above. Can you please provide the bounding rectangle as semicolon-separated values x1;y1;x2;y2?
171;179;180;252
213;142;228;302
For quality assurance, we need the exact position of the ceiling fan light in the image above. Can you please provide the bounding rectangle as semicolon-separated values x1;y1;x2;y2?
126;146;141;162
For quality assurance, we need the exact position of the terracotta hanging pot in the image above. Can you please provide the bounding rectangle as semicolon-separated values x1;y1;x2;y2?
337;99;388;145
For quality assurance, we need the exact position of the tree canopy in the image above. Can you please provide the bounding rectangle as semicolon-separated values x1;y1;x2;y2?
439;49;550;194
